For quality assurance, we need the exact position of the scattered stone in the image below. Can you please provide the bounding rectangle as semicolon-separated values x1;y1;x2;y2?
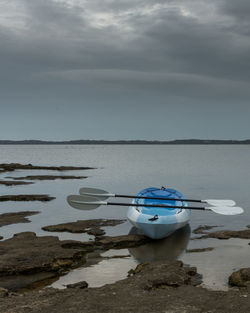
0;180;34;186
193;225;220;234
66;281;88;289
0;163;94;173
0;212;40;227
229;268;250;287
42;219;126;236
186;247;214;253
0;194;55;202
6;175;88;181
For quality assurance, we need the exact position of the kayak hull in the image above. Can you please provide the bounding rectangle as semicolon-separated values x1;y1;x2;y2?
127;187;190;240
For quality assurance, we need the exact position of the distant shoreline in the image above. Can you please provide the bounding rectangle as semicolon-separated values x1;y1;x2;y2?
0;139;250;145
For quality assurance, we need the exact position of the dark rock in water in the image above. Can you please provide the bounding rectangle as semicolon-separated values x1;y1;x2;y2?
186;247;214;253
0;194;55;202
66;281;88;289
42;219;126;236
98;234;151;249
199;229;250;240
0;212;40;228
0;180;34;186
193;225;220;234
229;268;250;287
0;163;95;172
60;240;95;251
6;175;88;181
0;236;3;240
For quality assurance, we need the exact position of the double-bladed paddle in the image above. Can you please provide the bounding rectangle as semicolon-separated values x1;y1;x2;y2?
79;187;236;207
67;195;244;215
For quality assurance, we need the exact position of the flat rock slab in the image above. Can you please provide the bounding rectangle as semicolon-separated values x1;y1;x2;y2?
0;163;94;173
7;175;88;180
0;232;86;277
198;228;250;239
0;212;40;227
192;225;220;234
42;219;126;236
0;231;152;290
3;261;250;313
98;234;151;249
0;180;34;186
0;195;55;202
186;247;214;253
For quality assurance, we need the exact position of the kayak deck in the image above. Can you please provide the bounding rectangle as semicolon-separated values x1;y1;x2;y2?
127;187;190;239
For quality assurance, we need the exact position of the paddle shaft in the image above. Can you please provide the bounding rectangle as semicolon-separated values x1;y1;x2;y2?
106;201;206;210
114;194;204;203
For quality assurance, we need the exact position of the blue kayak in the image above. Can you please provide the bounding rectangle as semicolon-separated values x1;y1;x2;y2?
127;187;190;239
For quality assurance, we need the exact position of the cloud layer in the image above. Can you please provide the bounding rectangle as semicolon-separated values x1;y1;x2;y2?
0;0;249;139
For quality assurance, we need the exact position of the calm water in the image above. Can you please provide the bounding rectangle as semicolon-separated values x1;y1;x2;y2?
0;144;250;290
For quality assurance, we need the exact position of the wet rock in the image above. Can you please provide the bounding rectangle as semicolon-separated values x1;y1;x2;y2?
0;272;58;291
186;247;214;253
193;225;220;234
0;287;9;297
0;236;3;240
66;281;88;289
229;268;250;287
98;234;152;249
1;260;250;313
0;163;94;172
7;175;88;181
132;261;202;290
0;212;40;227
0;180;34;186
60;240;95;252
0;194;55;202
42;219;126;236
199;229;250;240
0;232;86;277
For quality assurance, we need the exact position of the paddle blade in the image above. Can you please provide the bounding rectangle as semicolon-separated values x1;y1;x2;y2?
67;195;106;211
205;199;236;207
208;206;244;215
79;187;114;200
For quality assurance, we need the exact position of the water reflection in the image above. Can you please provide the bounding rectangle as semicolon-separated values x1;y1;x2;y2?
128;224;191;262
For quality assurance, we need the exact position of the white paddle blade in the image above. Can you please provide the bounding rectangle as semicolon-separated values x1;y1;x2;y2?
79;187;114;200
205;199;236;207
208;206;244;215
67;195;106;211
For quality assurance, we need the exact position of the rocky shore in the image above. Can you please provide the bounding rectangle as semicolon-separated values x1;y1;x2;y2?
1;260;250;313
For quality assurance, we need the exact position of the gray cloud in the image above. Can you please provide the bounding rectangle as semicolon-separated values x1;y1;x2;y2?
0;0;249;140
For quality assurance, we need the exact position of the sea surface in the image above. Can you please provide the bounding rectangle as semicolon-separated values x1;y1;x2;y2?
0;144;250;290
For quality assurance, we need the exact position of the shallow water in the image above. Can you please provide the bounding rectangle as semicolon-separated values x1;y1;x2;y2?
0;144;250;290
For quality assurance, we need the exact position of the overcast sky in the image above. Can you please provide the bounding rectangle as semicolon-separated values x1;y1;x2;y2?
0;0;250;140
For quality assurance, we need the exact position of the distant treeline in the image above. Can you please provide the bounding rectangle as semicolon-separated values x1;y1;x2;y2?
0;139;250;145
